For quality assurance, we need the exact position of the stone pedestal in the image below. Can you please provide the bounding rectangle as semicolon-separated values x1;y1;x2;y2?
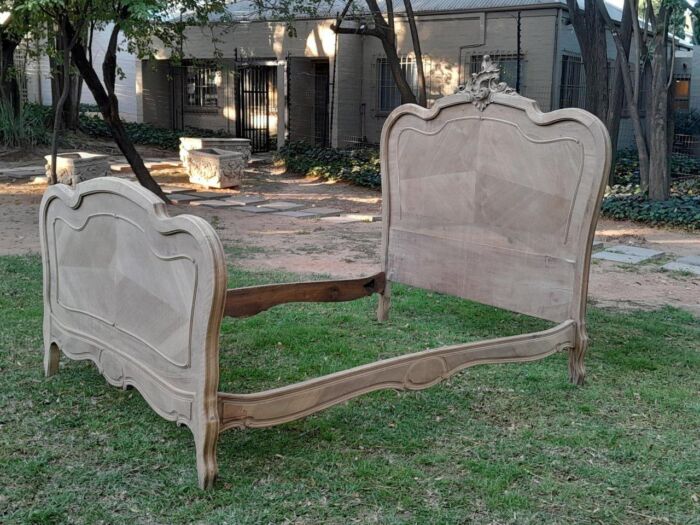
44;152;110;186
179;138;252;170
188;148;246;189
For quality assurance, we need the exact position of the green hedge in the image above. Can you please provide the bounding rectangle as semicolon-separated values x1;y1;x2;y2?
277;141;381;188
78;114;233;150
601;179;700;229
601;194;700;229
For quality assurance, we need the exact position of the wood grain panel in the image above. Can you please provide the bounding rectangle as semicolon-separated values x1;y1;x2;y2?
381;90;610;324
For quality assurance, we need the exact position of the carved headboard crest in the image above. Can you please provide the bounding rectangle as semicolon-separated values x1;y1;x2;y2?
455;55;517;111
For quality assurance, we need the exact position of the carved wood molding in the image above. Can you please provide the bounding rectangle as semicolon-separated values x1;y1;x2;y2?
455;54;517;111
218;320;576;431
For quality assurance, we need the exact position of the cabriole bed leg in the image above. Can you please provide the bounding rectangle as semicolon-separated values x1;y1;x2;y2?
44;342;60;377
377;282;392;322
194;416;220;490
568;322;588;386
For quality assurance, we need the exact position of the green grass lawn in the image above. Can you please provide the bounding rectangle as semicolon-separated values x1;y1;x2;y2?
1;255;699;524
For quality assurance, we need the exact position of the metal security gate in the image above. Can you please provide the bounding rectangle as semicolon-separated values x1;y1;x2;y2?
313;62;330;147
236;65;276;152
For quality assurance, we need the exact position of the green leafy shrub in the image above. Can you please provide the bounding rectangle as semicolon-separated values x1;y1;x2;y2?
277;141;381;188
79;114;233;150
0;102;52;147
603;179;700;229
601;194;700;229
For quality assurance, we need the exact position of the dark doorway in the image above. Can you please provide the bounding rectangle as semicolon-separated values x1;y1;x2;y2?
236;65;277;152
313;62;329;147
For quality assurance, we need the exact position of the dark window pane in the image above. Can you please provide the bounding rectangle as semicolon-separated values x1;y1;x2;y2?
377;57;418;113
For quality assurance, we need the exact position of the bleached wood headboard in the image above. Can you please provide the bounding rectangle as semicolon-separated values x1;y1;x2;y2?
379;62;611;325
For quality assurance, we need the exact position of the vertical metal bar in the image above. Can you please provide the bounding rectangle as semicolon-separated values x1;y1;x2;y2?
516;11;522;93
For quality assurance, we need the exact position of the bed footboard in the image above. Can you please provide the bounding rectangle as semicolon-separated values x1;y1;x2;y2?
40;178;227;488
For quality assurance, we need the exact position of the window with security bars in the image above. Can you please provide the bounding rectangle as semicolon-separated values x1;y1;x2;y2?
377;57;417;113
672;75;690;111
559;55;585;109
186;67;219;107
468;53;523;91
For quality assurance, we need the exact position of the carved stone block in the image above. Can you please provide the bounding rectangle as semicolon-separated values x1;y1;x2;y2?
179;138;252;170
44;152;110;186
188;148;246;189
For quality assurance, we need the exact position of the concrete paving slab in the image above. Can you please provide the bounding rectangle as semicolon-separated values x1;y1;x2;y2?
145;160;181;170
0;166;45;178
161;186;191;194
345;213;382;223
592;238;605;251
275;210;320;219
676;255;700;267
110;163;131;173
662;255;700;275
184;191;232;199
320;215;364;224
111;159;181;173
592;244;665;264
662;261;700;275
226;195;268;206
239;206;276;213
167;194;201;203
190;199;242;208
261;201;305;211
297;207;343;218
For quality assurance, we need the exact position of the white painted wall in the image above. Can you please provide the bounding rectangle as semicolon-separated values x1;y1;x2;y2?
25;24;140;121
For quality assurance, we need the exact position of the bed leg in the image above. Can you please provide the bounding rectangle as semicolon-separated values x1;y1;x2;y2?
194;416;219;490
44;342;60;377
377;281;391;322
568;322;587;386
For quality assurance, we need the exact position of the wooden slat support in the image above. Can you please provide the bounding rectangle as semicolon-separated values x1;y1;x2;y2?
224;272;386;318
217;320;576;431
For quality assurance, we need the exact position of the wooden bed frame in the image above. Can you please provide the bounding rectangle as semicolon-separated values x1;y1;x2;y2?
40;58;610;489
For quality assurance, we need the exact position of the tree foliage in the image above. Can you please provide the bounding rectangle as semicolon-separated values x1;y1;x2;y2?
1;0;230;196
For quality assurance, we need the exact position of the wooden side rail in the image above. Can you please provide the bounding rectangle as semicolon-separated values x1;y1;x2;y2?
217;320;576;431
224;272;386;318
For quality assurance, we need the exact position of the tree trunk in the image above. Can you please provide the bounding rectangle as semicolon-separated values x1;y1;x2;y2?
606;0;633;167
648;39;670;201
50;25;73;185
0;33;20;115
65;71;82;130
52;31;81;130
609;32;650;189
404;0;427;107
568;0;609;122
67;25;167;201
582;6;609;121
333;0;419;106
365;0;417;105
